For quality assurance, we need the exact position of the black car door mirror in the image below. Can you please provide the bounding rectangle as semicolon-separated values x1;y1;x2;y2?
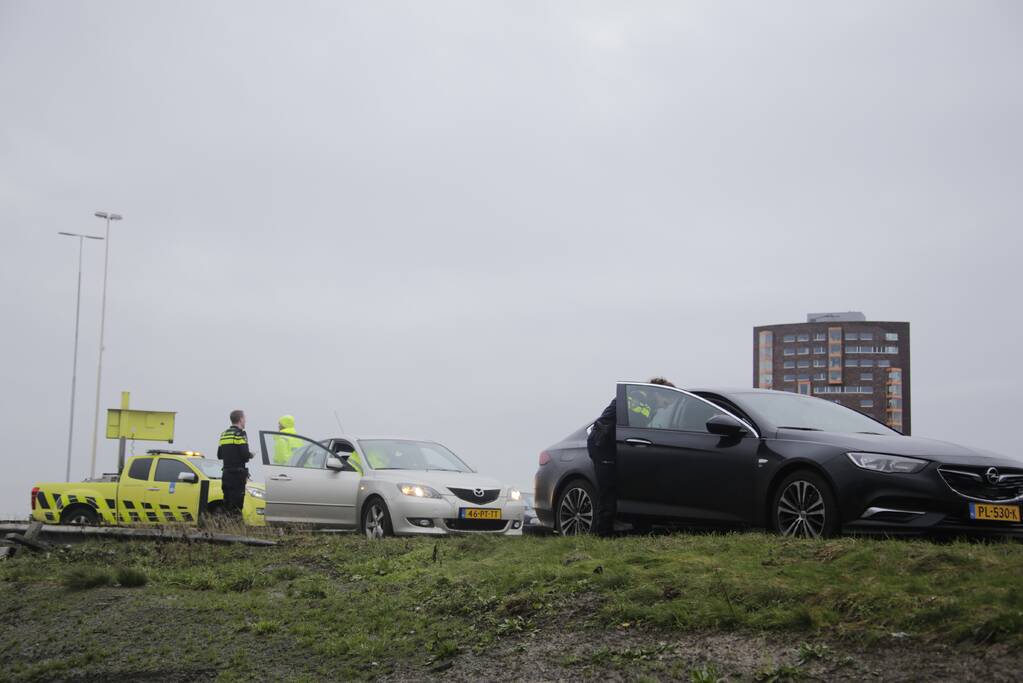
706;414;748;436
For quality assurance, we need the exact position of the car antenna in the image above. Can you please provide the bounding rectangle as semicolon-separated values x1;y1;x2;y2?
333;410;345;434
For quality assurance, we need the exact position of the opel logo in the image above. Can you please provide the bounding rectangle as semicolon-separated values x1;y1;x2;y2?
473;488;485;498
986;467;1000;485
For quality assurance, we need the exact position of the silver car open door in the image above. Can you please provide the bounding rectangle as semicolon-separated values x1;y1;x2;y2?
258;431;360;527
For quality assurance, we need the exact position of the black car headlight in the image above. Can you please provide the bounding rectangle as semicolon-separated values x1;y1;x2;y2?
847;452;927;474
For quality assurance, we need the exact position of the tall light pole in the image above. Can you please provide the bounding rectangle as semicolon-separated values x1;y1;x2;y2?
58;231;104;482
88;211;123;479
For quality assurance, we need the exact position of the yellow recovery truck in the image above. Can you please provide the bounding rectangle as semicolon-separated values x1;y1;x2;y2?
31;450;265;526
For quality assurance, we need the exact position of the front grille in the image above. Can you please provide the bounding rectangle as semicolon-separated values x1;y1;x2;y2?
938;466;1023;503
448;487;500;505
444;518;508;532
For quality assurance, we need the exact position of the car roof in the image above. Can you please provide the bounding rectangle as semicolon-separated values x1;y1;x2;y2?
325;435;444;443
616;382;786;398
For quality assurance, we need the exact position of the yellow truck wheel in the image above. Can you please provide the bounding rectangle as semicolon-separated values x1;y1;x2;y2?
61;505;99;526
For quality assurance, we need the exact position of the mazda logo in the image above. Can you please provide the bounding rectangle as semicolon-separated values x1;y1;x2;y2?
473;488;485;498
986;467;1000;485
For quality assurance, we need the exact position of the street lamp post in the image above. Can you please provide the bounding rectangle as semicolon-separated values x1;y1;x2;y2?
88;211;123;480
58;231;104;482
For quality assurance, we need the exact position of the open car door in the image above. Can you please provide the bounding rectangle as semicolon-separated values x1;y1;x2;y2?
258;431;360;527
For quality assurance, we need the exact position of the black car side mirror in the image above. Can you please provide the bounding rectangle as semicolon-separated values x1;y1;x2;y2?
706;414;749;437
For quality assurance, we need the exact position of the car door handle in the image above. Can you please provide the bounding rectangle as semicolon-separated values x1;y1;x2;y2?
269;475;292;481
146;487;160;491
624;438;653;447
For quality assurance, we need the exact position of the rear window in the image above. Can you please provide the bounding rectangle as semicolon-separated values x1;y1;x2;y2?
127;457;153;481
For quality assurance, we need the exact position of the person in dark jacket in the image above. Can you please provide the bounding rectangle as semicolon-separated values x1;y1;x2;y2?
217;409;254;516
587;378;675;537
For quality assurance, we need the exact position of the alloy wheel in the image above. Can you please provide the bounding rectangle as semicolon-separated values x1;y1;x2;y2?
558;487;593;535
364;503;386;540
777;480;826;538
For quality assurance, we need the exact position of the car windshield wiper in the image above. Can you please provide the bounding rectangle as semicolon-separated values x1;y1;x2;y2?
856;431;885;435
777;426;823;431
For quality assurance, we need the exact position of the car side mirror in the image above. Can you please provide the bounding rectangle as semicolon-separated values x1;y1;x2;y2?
706;414;748;437
178;471;198;483
326;456;344;471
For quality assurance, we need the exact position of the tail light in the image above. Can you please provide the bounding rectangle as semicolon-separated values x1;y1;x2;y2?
538;451;551;466
31;486;39;510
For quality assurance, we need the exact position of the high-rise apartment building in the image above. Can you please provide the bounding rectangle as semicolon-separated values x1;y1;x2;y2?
753;312;911;434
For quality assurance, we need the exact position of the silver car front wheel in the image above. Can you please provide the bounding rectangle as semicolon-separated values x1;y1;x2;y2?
363;499;393;539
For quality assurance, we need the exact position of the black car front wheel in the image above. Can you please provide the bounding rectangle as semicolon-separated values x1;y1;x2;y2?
771;470;839;539
556;479;595;536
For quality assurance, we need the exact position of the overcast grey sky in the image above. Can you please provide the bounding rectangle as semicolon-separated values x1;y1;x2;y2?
1;1;1020;517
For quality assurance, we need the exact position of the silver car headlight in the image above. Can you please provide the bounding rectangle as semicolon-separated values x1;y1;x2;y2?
847;452;927;474
245;485;265;499
397;483;443;499
508;488;521;501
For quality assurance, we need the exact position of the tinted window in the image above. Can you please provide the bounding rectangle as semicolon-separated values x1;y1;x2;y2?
736;392;897;434
127;457;153;481
154;459;194;483
626;385;685;429
675;396;725;432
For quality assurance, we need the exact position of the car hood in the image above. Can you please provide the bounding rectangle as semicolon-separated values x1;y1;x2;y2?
776;430;1023;468
366;469;509;492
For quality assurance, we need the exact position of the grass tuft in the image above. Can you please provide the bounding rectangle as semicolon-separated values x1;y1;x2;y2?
115;567;148;587
63;567;112;591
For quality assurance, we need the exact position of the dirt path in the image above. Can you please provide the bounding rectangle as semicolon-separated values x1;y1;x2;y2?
385;628;1023;682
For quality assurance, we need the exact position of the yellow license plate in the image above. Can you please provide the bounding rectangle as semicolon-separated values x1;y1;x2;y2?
970;503;1021;522
460;508;501;520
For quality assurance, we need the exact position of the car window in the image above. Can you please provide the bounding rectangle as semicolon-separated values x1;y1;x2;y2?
331;440;356;454
626;385;686;429
285;443;330;469
356;440;472;472
302;448;327;469
674;397;726;433
154;458;194;483
126;457;154;481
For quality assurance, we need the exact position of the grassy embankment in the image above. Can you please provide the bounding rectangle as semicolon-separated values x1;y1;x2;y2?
1;531;1022;681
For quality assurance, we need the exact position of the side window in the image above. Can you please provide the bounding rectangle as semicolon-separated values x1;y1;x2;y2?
674;397;726;433
154;459;194;483
626;385;685;429
301;447;327;469
127;457;154;481
261;431;333;468
331;440;356;454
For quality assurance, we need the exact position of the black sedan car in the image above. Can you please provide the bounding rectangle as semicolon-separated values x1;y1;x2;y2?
534;382;1023;538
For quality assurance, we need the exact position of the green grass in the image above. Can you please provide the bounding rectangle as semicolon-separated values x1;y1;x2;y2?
2;532;1022;681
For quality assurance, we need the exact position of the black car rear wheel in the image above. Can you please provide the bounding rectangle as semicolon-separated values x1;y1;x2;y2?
772;470;839;538
556;479;595;536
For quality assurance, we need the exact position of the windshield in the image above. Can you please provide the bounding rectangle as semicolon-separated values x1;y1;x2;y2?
736;392;899;435
194;459;223;479
357;440;473;473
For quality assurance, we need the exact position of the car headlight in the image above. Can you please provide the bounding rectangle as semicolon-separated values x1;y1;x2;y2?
508;488;521;501
397;483;443;499
847;452;928;474
245;485;265;499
